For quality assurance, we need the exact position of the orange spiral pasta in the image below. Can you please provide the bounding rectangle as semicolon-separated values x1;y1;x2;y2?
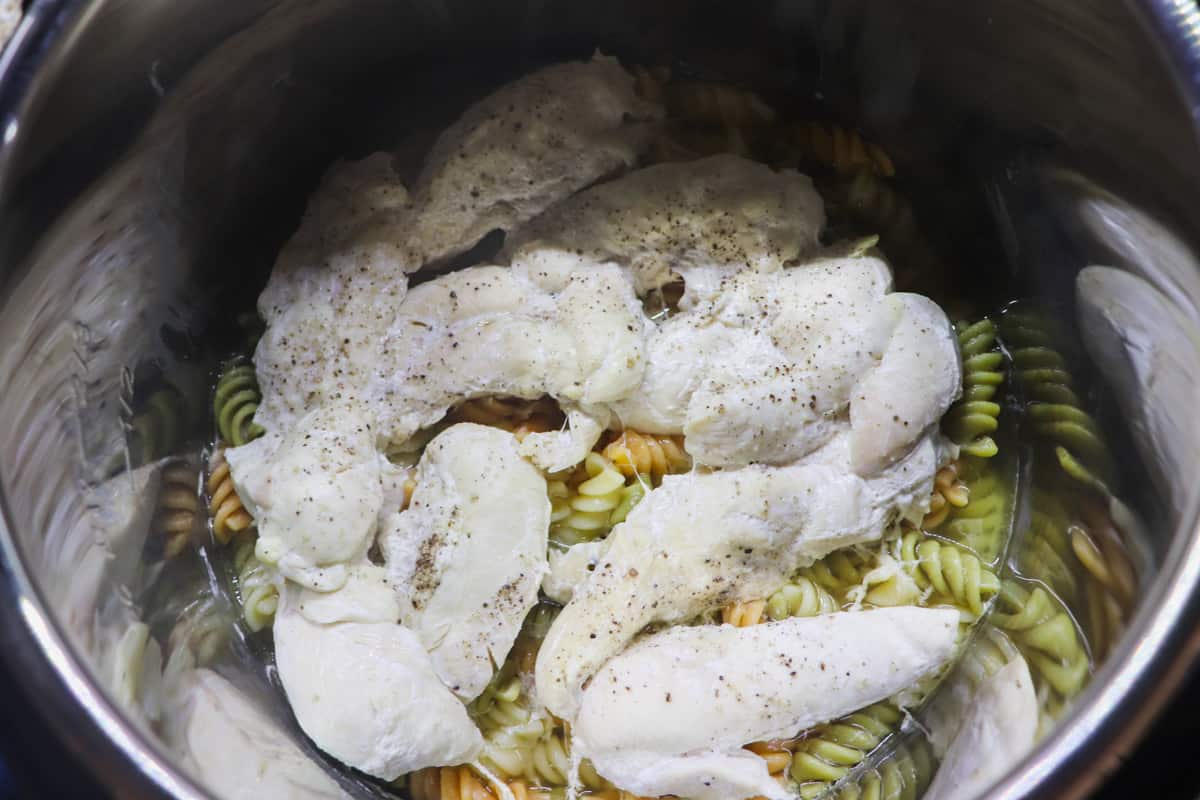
601;431;691;486
782;122;895;177
156;463;200;558
745;740;792;777
207;448;253;545
923;459;969;529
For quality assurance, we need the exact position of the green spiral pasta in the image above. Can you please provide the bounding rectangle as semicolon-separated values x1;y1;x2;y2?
129;385;186;466
936;457;1013;564
991;579;1090;704
898;531;1002;620
941;319;1005;458
999;309;1116;493
1015;488;1080;605
790;702;904;792
822;730;937;800
213;363;265;446
232;532;279;632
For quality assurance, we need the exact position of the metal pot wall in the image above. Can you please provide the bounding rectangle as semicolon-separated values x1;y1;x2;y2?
0;1;1199;798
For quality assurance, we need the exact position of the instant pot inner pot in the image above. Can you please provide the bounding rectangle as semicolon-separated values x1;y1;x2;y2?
1;1;1200;799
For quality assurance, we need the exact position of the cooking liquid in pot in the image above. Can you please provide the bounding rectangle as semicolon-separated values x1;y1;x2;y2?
141;61;1143;800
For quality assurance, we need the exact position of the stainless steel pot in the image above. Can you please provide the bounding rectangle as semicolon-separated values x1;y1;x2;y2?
1;1;1200;798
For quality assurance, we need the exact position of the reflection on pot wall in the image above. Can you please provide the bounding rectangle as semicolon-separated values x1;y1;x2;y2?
0;1;1198;799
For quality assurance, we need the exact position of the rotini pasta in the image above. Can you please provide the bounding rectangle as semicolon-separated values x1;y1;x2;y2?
765;577;838;620
789;702;904;791
921;460;969;530
663;81;777;128
819;730;936;800
934;456;1013;564
1071;499;1138;661
780;122;895;177
232;532;279;633
549;453;638;546
999;309;1116;493
213;363;265;446
155;461;200;559
941;319;1005;458
991;579;1090;703
207;447;253;545
898;531;1001;619
828;168;942;292
601;431;691;486
129;385;186;466
722;599;768;627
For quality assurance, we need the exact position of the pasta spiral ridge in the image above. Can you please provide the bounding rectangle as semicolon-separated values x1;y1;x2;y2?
663;81;777;128
789;702;904;790
828;169;942;292
765;577;838;620
409;766;653;800
155;462;200;559
549;453;643;546
992;579;1090;702
898;531;1001;619
782;122;895;177
601;431;691;487
921;460;969;530
207;447;253;545
1070;500;1137;661
213;363;265;447
934;456;1012;564
232;533;279;633
129;386;186;466
999;310;1116;492
821;731;936;800
941;319;1006;458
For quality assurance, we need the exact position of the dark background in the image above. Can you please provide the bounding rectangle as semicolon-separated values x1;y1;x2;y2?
0;657;1196;798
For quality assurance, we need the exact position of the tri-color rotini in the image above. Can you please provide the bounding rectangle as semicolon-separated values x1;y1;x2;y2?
128;385;187;467
941;318;1006;458
999;309;1116;494
213;363;265;447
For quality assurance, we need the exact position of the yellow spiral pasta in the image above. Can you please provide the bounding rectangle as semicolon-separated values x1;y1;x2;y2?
722;599;768;627
818;730;936;800
156;462;200;559
782;122;895;177
232;532;279;633
549;453;639;546
207;447;253;545
601;431;691;486
922;460;969;529
765;577;838;620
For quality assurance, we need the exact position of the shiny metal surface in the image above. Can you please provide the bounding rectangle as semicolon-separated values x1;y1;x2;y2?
0;1;1198;798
